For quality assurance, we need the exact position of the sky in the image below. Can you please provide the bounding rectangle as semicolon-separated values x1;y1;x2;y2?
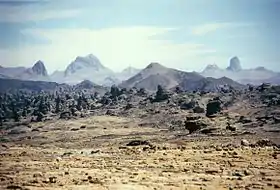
0;0;280;74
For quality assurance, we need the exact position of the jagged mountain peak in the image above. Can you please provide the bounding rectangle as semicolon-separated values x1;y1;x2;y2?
138;62;170;77
31;60;48;76
74;54;101;64
203;64;221;72
145;62;166;70
65;54;106;76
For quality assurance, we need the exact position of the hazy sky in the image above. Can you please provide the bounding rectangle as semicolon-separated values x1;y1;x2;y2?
0;0;279;73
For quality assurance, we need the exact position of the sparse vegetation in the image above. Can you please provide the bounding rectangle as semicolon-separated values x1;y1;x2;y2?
0;82;280;189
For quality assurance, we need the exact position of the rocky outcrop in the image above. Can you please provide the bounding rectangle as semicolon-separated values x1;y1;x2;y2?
227;56;242;72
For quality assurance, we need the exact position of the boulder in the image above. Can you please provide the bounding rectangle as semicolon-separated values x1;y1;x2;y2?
238;116;252;124
206;100;222;117
241;139;250;146
180;100;196;110
60;111;71;119
193;106;205;113
185;119;207;134
126;140;151;146
106;109;118;116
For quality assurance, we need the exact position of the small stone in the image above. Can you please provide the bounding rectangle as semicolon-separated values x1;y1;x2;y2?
33;173;43;178
241;139;250;146
91;150;100;154
80;125;86;129
216;147;222;151
6;185;24;190
49;176;57;183
232;151;238;156
226;124;236;132
126;140;151;146
255;139;276;147
56;157;62;162
244;170;251;176
70;128;79;131
272;152;278;159
232;171;243;177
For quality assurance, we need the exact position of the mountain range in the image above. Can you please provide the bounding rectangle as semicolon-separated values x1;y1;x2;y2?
201;56;280;85
0;54;141;86
0;54;279;92
120;62;243;92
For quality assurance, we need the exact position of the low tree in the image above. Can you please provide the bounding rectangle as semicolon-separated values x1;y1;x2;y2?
55;96;61;113
110;85;122;100
154;85;169;102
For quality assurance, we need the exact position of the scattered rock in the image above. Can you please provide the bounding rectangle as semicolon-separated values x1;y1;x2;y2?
205;169;219;175
185;119;207;134
49;176;57;183
206;99;222;117
70;128;79;131
238;116;252;124
56;157;62;162
80;125;86;129
193;106;205;113
126;140;151;146
186;115;201;121
241;139;250;146
91;150;100;154
180;100;196;110
33;173;43;178
200;127;218;134
106;109;118;116
226;123;236;131
60;111;71;119
6;185;26;190
254;139;276;147
232;171;243;177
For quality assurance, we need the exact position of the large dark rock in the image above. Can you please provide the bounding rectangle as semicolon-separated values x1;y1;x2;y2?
36;112;44;122
126;140;151;146
185;118;207;134
193;105;205;113
60;111;71;119
180;100;196;110
153;85;169;102
257;83;272;92
206;99;222;117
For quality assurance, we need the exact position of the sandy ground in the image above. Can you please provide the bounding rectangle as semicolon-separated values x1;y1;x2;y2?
0;116;280;190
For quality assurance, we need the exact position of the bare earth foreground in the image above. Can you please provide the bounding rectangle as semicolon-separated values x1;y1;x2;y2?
0;115;280;190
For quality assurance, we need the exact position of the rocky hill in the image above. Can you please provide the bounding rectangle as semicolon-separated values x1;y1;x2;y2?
120;62;244;92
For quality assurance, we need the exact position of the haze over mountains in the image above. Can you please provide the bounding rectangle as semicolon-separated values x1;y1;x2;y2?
120;62;244;92
0;54;141;86
201;56;280;85
0;53;279;92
